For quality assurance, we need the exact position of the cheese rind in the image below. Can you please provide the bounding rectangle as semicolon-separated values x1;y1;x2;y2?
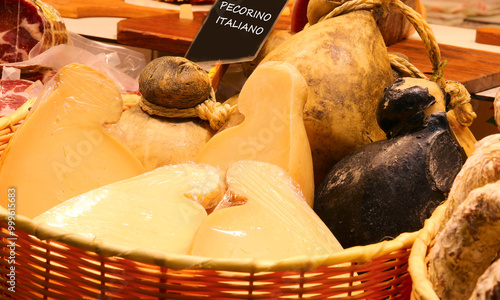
196;61;315;206
0;64;145;218
191;160;343;260
33;163;223;254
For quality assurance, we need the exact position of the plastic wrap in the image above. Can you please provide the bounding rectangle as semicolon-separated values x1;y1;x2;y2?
191;160;344;260
0;63;145;219
67;32;146;84
33;163;224;254
1;0;146;93
30;159;341;260
196;61;315;207
3;32;146;94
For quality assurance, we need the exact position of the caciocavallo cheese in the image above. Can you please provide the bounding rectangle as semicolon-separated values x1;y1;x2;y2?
0;64;145;218
33;163;224;254
191;160;343;260
196;61;315;207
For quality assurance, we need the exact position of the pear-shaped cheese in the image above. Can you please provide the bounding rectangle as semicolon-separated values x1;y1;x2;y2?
196;61;314;206
34;163;224;254
0;64;145;218
191;160;343;260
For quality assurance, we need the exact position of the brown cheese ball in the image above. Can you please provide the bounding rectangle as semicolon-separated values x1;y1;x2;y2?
139;56;213;109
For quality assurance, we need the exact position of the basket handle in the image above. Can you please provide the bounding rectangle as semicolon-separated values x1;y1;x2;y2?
389;0;446;84
318;0;477;155
390;0;478;156
320;0;476;123
319;0;444;82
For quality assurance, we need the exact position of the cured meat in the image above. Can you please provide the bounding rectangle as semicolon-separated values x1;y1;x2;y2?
443;133;500;226
12;64;56;83
427;180;500;300
443;90;500;226
0;79;34;117
0;0;68;64
469;258;500;300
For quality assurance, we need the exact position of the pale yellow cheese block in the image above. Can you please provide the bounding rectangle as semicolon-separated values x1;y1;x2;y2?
33;163;224;254
191;160;343;260
0;64;145;219
196;61;315;207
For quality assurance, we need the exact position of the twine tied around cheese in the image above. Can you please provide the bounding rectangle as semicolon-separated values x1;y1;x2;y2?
388;53;426;78
138;63;236;132
314;0;477;128
195;99;236;131
445;81;476;127
139;87;236;132
321;0;392;21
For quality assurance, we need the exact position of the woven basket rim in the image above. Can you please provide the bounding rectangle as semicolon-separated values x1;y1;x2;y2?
408;201;448;300
0;0;437;279
1;207;418;273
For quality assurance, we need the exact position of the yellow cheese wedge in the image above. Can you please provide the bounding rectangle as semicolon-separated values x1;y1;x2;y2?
191;160;343;260
196;61;315;206
33;163;224;254
0;64;145;219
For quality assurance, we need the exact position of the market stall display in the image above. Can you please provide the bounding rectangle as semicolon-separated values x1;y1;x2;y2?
1;0;496;299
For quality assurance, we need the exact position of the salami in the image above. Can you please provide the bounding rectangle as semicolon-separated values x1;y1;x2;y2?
443;133;500;226
0;0;68;64
469;258;500;300
0;79;34;117
428;181;500;300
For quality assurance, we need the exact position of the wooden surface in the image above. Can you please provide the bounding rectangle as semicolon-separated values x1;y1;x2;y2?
116;13;500;94
43;0;173;18
388;38;500;94
117;11;292;55
117;11;209;54
475;27;500;47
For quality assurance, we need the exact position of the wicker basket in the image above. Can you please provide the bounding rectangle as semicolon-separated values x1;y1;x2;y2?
0;92;415;300
0;0;477;298
0;76;420;300
0;209;418;299
407;202;448;300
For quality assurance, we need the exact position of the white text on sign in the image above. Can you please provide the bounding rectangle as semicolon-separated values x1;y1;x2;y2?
216;1;273;35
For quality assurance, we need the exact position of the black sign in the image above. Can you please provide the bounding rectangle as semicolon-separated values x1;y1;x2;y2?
185;0;289;64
